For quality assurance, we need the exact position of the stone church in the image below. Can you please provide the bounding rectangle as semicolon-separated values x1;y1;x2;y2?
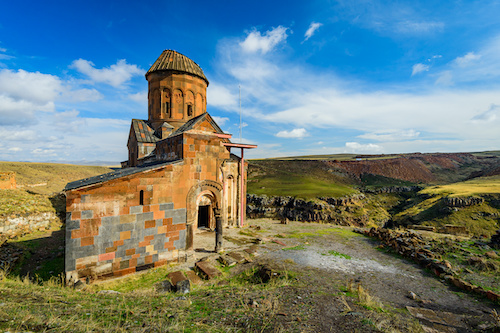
64;50;256;282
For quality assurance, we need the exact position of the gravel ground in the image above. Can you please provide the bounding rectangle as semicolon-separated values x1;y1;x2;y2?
243;219;500;332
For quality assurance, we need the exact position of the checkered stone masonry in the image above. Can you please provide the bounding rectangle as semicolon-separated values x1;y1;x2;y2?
66;201;186;280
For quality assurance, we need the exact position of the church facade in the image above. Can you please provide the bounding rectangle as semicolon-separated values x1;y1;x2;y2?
64;50;255;282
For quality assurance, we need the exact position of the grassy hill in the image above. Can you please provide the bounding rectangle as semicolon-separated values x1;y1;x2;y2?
391;175;500;236
248;152;500;236
0;162;113;195
0;162;113;217
248;159;358;199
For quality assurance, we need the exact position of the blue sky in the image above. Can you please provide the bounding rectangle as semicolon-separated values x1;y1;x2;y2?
1;0;500;162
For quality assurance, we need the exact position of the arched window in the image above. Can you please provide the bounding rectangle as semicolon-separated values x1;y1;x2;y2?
139;190;144;205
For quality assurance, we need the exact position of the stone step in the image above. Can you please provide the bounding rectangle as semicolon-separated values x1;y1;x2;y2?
218;254;238;267
167;271;188;286
185;270;203;285
227;250;251;263
243;245;261;256
195;260;222;279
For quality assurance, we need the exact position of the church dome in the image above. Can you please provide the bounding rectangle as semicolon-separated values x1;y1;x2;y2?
146;50;208;85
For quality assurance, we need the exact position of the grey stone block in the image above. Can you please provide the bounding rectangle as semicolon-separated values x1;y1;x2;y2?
160;203;174;211
130;205;143;214
81;210;93;219
174;229;186;249
137;256;145;266
66;219;80;231
101;215;120;225
65;254;76;271
172;208;186;224
81;194;90;203
118;223;134;232
136;212;154;223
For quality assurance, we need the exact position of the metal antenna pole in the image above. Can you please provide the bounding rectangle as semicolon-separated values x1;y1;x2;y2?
239;84;242;143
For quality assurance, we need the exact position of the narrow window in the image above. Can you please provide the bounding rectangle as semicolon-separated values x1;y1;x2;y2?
139;190;144;205
165;102;170;117
187;104;193;117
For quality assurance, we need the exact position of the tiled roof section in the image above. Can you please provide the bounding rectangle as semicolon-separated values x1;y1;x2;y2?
64;160;181;191
146;50;209;85
172;113;225;135
132;119;160;143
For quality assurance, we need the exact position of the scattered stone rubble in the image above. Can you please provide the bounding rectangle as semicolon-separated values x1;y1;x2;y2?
0;212;58;238
0;240;23;270
153;246;260;294
359;227;500;303
490;229;500;249
443;196;484;207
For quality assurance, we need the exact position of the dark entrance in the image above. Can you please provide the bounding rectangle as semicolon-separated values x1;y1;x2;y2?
197;205;210;228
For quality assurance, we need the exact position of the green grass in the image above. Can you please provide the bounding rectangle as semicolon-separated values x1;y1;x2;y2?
0;189;56;216
422;175;500;197
248;173;356;199
282;245;307;251
0;262;300;333
325;250;351;259
0;161;113;194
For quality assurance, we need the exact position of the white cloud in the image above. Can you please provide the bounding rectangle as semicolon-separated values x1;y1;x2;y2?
212;116;229;127
208;84;237;108
128;91;147;103
63;88;102;102
396;21;444;34
212;29;500;156
345;142;383;153
412;63;430;76
472;104;499;122
358;129;420;142
8;147;22;152
32;148;56;155
275;128;309;139
240;26;288;54
0;69;63;103
304;22;322;41
70;59;142;87
0;129;39;142
454;52;481;67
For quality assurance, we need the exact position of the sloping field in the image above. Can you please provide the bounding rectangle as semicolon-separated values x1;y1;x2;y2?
423;175;500;197
0;162;113;194
248;159;357;199
392;175;500;236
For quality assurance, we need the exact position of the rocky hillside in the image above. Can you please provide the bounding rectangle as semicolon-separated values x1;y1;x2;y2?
247;151;500;236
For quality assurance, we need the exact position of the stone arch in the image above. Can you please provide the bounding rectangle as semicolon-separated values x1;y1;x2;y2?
151;87;160;118
162;88;171;118
186;90;195;117
185;180;223;249
172;89;184;119
195;93;203;116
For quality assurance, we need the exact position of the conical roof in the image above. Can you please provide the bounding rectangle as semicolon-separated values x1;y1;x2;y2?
146;50;208;84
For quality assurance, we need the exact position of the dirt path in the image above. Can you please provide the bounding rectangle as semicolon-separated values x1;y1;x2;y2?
235;219;500;332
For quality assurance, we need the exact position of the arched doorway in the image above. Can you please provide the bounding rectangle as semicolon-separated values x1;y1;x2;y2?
186;180;223;250
196;191;215;230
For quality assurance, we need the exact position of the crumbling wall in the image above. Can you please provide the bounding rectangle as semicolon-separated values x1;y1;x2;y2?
0;172;16;190
0;212;57;237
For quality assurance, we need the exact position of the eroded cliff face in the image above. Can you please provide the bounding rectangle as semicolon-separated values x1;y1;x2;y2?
247;190;500;236
246;193;393;227
327;153;492;184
